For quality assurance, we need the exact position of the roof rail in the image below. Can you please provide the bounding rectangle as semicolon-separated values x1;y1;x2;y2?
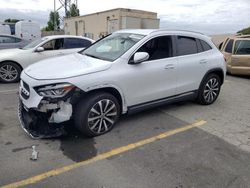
152;29;205;35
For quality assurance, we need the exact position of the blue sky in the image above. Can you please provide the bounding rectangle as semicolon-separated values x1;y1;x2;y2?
0;0;249;34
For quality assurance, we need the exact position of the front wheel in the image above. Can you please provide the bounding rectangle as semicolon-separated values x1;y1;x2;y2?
74;92;120;137
197;74;221;105
0;62;21;83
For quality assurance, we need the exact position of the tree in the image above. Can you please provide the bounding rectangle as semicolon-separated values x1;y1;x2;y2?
68;3;80;17
237;26;250;35
4;18;20;23
44;11;60;31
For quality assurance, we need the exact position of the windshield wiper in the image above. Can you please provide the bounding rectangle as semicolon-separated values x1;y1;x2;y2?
84;53;103;60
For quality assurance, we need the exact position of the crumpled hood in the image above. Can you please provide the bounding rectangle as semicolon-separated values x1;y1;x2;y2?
24;53;113;80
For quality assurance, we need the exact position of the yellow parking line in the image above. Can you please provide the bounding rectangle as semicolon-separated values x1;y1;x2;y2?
1;120;207;188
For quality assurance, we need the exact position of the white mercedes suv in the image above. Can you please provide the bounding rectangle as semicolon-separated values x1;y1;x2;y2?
19;29;226;138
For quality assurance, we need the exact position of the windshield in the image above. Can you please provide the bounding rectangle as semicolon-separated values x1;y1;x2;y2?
81;33;145;61
22;38;46;50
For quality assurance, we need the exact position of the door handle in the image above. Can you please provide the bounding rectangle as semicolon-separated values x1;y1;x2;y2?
164;64;175;69
199;59;208;64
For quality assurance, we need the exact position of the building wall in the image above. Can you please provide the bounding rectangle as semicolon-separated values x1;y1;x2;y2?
64;8;159;40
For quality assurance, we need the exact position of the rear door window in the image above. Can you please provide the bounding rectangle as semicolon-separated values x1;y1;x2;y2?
176;36;198;56
234;40;250;55
64;38;92;49
225;39;234;53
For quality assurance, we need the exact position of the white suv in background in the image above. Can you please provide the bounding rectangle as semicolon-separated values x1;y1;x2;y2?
19;29;226;138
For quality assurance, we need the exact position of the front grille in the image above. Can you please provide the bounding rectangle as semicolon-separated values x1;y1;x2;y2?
21;80;30;100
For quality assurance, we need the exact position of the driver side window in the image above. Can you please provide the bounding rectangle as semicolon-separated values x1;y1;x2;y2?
41;39;64;51
137;36;173;61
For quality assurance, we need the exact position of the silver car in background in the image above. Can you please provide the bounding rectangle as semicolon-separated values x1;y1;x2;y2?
0;34;29;50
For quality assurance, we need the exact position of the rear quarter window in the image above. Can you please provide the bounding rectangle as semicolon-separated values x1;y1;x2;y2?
200;40;212;51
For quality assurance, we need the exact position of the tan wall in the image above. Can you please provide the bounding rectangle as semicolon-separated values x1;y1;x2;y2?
64;9;120;40
41;30;64;37
64;8;159;40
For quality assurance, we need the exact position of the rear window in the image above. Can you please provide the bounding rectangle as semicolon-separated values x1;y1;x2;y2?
234;40;250;55
176;36;198;56
64;38;92;49
225;39;234;53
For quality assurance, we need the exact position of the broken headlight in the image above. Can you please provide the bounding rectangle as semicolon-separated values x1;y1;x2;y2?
35;83;75;98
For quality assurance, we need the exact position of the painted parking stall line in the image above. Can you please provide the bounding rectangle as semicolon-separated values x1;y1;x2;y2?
1;120;207;188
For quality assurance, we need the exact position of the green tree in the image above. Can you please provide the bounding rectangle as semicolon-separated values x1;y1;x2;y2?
69;3;80;17
44;11;60;31
237;26;250;35
4;18;20;23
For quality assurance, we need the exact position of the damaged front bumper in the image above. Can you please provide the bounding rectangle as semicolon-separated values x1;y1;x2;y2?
18;78;78;139
18;100;67;138
18;99;72;139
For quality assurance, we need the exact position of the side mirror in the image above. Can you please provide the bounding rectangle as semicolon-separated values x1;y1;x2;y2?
35;47;44;52
130;52;149;64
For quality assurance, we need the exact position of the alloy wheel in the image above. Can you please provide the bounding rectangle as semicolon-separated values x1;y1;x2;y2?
203;77;220;103
0;64;18;82
87;99;118;134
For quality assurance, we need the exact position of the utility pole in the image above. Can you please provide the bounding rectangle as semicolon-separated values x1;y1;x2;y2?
53;0;78;31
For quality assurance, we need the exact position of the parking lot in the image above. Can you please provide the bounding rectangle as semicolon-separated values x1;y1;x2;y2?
0;75;250;188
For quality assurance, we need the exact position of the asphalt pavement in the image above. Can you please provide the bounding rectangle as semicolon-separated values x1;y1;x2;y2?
0;75;250;188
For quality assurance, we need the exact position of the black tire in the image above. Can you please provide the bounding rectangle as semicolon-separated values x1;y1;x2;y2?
74;92;120;137
197;74;221;105
0;62;22;83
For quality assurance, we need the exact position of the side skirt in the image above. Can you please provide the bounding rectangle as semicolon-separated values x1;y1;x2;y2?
127;91;198;114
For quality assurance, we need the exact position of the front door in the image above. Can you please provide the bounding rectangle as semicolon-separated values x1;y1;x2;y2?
120;35;178;106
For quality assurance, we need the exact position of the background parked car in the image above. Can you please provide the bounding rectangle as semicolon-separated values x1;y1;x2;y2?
0;35;95;83
0;34;29;50
220;35;250;75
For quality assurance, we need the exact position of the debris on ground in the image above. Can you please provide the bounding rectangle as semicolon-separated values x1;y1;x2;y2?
30;145;38;161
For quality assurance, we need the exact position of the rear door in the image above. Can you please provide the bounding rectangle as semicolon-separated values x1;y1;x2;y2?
175;35;210;94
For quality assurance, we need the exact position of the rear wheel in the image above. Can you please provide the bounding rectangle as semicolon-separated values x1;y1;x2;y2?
74;92;120;137
0;62;21;83
197;74;221;105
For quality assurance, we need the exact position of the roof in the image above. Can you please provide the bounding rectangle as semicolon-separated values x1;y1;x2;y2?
115;29;208;38
42;35;94;42
115;29;156;36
